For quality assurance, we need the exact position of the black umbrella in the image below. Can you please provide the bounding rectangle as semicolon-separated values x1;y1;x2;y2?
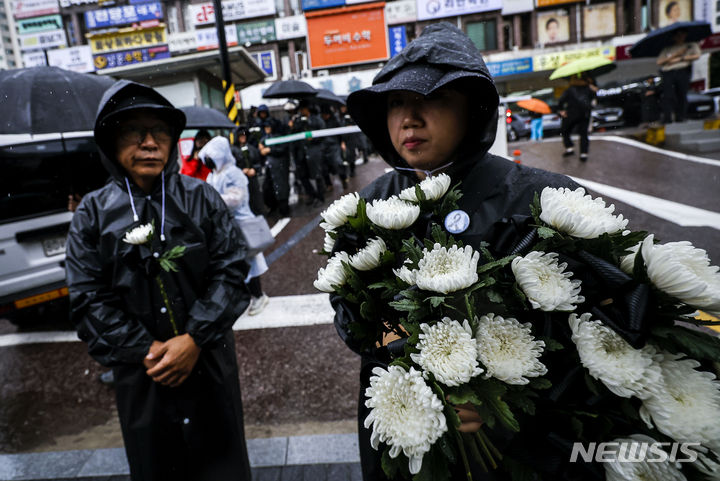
0;66;115;134
629;21;712;58
262;79;318;99
315;88;346;106
180;105;237;129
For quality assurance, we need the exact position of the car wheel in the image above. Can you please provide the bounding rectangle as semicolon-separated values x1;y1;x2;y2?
507;127;518;142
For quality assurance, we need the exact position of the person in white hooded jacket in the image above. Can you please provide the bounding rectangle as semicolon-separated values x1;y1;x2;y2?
199;136;270;315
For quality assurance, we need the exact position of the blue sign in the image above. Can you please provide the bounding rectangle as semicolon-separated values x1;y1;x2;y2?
85;2;163;29
251;51;275;78
93;45;170;70
486;57;533;78
301;0;344;10
389;26;407;57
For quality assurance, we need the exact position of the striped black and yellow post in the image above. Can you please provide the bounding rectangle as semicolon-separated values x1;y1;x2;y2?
223;80;240;144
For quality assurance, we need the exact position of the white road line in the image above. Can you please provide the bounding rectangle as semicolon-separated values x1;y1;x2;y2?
0;294;335;347
572;176;720;230
270;217;291;237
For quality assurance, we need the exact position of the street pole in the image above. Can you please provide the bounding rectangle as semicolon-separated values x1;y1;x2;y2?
213;0;243;126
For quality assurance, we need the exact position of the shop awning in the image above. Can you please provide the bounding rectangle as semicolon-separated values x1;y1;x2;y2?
97;45;267;89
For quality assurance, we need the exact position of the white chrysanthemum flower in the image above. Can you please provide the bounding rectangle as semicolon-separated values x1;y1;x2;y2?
399;173;452;203
569;313;661;399
410;318;484;386
511;251;584;311
604;434;687;481
619;242;641;274
123;222;153;245
414;243;479;294
366;196;420;230
639;352;720;447
320;192;359;228
313;252;350;293
322;231;336;253
350;237;387;271
695;451;720;478
539;187;629;239
364;365;448;475
640;235;720;316
475;313;547;385
394;264;417;285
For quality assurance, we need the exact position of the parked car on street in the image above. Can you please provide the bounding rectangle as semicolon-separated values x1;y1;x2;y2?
591;106;625;130
0;134;107;326
701;87;720;114
504;103;562;141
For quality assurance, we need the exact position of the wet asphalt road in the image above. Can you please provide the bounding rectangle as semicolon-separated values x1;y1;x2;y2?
1;129;719;456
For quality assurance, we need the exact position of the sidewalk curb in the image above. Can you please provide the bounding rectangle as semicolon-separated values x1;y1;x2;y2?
0;433;360;480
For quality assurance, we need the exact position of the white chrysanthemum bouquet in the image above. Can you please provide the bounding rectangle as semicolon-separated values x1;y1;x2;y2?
315;179;720;481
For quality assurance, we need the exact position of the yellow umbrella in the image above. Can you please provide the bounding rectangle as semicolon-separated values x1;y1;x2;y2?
549;56;616;81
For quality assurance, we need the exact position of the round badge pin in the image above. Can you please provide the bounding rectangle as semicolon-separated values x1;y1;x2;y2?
444;210;470;234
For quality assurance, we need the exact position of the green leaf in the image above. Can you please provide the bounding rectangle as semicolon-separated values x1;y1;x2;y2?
359;301;375;321
651;325;720;362
528;377;552;390
539;337;564;352
447;384;482;406
381;448;410;479
389;298;422;312
537;226;556;239
485;290;503;304
427;296;446;308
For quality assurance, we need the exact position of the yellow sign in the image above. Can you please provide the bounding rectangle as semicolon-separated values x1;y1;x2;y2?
536;0;580;7
533;46;615;72
87;25;166;54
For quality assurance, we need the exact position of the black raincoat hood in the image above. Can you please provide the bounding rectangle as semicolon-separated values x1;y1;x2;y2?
94;79;186;182
347;22;499;179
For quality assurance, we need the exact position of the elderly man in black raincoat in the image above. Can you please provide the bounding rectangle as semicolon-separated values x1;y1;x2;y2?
331;23;618;481
66;80;252;481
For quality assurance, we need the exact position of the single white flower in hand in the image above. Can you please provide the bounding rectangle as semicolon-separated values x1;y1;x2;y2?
399;173;452;202
415;243;479;294
604;434;687;481
619;242;641;274
320;192;359;228
123;222;154;245
639;352;720;449
569;313;661;399
366;196;420;230
364;365;447;475
411;318;483;386
476;313;546;385
313;252;350;293
511;251;584;311
350;237;387;271
539;187;629;239
640;235;720;316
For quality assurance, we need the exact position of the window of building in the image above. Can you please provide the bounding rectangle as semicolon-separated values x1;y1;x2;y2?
466;20;497;52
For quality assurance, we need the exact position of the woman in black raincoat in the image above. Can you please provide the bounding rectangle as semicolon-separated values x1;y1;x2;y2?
65;80;252;481
333;23;612;481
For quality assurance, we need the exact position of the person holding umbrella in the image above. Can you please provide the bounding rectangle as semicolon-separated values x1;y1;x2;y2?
657;28;700;123
558;74;597;161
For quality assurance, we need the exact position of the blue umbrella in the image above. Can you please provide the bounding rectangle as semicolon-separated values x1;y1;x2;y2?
629;21;712;58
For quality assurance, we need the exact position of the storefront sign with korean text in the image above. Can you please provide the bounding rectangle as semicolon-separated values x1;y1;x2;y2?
84;2;163;29
236;19;276;45
301;0;345;11
93;44;170;70
385;0;417;23
416;0;502;21
306;2;388;68
13;0;59;19
275;15;307;40
533;46;615;71
168;31;197;53
250;50;277;80
19;28;67;50
47;45;94;72
189;0;276;26
388;25;407;57
487;57;533;77
22;50;48;67
17;14;63;34
535;0;581;7
87;26;166;54
195;25;238;50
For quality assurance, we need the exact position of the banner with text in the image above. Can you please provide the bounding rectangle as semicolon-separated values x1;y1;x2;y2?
93;44;170;70
47;45;95;72
275;15;307;40
17;14;63;34
306;2;388;69
189;0;276;27
533;46;615;72
416;0;502;21
13;0;59;19
87;26;166;54
84;2;163;29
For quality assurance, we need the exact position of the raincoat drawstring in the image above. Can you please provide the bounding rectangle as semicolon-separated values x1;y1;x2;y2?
394;160;454;178
125;177;139;222
160;171;166;242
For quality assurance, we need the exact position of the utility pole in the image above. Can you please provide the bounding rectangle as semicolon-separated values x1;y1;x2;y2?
213;0;243;125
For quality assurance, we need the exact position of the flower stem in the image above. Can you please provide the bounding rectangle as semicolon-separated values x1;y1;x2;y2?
477;428;503;462
454;429;474;481
155;276;179;336
463;432;488;473
475;429;497;469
